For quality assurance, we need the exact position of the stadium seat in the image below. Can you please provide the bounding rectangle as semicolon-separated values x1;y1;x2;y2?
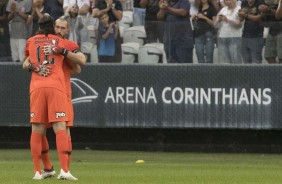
119;11;133;38
81;25;98;63
123;26;146;46
138;43;167;64
121;42;140;64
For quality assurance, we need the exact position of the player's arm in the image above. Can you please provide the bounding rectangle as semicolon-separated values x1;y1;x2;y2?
22;57;51;77
68;61;82;74
43;45;86;66
23;56;31;71
66;51;86;66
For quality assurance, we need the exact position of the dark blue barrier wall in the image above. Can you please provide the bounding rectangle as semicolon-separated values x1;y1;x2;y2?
1;63;281;129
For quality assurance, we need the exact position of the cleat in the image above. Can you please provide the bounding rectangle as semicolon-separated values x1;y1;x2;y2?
42;167;56;179
32;171;43;180
57;169;78;180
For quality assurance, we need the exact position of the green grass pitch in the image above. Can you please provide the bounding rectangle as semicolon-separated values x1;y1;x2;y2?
1;149;282;184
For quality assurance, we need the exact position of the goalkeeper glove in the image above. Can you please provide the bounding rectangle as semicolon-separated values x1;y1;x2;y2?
28;62;51;77
43;44;69;56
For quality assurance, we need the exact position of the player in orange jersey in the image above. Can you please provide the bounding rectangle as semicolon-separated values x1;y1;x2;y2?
43;17;86;178
23;16;86;180
23;14;78;180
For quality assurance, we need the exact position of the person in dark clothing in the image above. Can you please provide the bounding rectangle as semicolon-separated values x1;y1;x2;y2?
0;0;11;60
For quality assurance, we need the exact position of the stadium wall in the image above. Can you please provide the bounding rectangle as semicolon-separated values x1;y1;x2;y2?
1;63;282;152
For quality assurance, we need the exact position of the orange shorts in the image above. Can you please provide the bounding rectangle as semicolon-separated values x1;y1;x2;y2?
30;88;69;127
66;97;74;127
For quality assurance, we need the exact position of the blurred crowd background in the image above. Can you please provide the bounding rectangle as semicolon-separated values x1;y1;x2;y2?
0;0;281;64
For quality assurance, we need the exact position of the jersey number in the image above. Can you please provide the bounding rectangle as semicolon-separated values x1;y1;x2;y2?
36;46;55;64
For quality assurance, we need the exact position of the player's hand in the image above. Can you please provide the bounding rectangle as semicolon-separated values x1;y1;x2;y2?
28;62;51;77
43;44;69;56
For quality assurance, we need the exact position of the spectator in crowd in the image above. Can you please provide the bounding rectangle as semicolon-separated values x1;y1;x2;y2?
276;0;282;19
133;0;145;26
140;0;163;43
0;0;11;60
29;0;51;36
66;3;84;45
238;0;264;64
92;0;123;27
6;0;32;62
214;0;243;64
219;0;241;8
259;0;282;63
64;0;92;47
64;0;90;16
192;0;217;63
44;0;64;20
92;0;123;62
157;0;194;63
97;13;119;62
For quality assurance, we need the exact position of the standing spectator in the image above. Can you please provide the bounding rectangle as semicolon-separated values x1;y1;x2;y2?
44;0;64;20
259;0;282;63
238;0;264;64
97;13;119;62
92;0;123;62
64;0;91;46
92;0;123;20
276;0;282;19
64;0;90;16
219;0;241;8
29;0;51;36
192;0;217;63
6;0;32;62
140;0;163;43
66;4;84;45
157;0;194;63
133;0;145;26
214;0;243;64
0;0;11;61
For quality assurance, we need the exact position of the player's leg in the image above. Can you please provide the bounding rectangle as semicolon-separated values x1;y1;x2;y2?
47;89;77;180
41;128;56;178
66;127;72;168
30;88;48;180
52;121;69;173
53;122;77;180
30;123;45;180
66;98;74;169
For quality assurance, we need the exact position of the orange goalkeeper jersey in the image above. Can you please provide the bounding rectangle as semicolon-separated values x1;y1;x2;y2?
25;34;68;93
62;40;80;98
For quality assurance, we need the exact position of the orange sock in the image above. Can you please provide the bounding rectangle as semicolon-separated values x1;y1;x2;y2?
56;130;69;172
67;136;72;169
30;132;42;174
41;136;52;170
